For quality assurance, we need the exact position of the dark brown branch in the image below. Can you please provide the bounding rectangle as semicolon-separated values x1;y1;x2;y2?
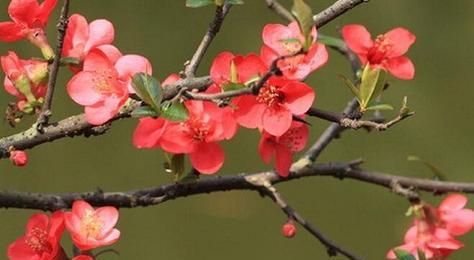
184;4;231;77
36;0;70;129
1;161;474;211
261;184;362;260
313;0;369;28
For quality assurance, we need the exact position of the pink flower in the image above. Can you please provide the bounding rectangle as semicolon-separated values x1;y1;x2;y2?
282;221;296;238
1;51;47;110
7;212;67;260
63;14;122;71
160;100;233;174
437;194;474;236
387;222;463;259
9;150;28;167
342;24;416;80
259;121;309;177
210;52;267;86
0;0;57;57
233;76;314;137
260;21;328;80
67;48;151;125
64;200;120;251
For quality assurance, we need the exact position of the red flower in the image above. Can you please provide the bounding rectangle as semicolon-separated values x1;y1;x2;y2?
1;51;47;111
260;21;328;80
67;49;151;125
160;100;233;174
437;194;474;236
0;0;57;57
259;121;309;177
7;212;67;260
64;200;120;251
210;52;266;86
234;76;314;137
342;24;416;80
63;14;122;71
72;256;94;260
9;150;28;166
282;221;296;238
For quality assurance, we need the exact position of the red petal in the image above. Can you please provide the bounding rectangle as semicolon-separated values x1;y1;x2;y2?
0;21;25;42
8;0;39;26
115;54;152;93
160;123;195;154
262;105;292;137
304;43;328;73
67;71;103;106
233;95;265;129
281;81;315;115
37;0;58;27
84;19;115;52
84;96;124;125
341;24;373;54
83;48;114;72
439;194;468;211
7;236;37;260
96;44;122;64
275;145;292;177
260;45;278;68
95;206;119;236
210;51;234;84
132;117;167;149
190;142;225;174
385;56;415;80
63;14;89;57
236;54;266;83
280;122;309;152
443;209;474;236
258;132;276;163
384;27;416;58
26;213;49;233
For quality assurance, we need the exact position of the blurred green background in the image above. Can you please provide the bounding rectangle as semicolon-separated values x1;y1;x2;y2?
1;0;474;259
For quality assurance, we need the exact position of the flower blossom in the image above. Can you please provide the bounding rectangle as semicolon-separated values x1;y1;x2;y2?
342;24;416;80
260;21;328;80
64;200;120;251
67;49;151;125
7;212;67;260
9;150;28;167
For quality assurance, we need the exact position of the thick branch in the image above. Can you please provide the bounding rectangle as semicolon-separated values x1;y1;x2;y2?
1;161;473;211
36;0;70;128
184;4;231;77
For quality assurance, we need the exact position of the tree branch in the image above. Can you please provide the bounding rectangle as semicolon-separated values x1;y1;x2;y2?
313;0;369;28
264;0;295;22
1;161;473;211
36;0;70;129
184;4;231;77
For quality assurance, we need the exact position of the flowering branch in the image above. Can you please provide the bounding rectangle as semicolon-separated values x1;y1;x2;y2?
36;0;71;128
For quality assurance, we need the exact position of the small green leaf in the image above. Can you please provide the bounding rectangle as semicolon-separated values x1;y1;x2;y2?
131;106;159;118
394;249;416;260
364;103;394;111
291;0;313;50
407;156;447;181
169;154;186;181
359;65;382;110
161;101;189;122
230;60;238;83
317;34;346;49
60;57;81;66
222;82;246;92
340;75;361;102
186;0;214;7
131;73;161;110
370;69;387;101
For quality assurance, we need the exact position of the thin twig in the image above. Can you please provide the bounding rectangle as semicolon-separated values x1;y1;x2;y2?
260;184;362;260
313;0;369;28
265;0;295;22
184;4;231;77
1;161;474;211
36;0;70;129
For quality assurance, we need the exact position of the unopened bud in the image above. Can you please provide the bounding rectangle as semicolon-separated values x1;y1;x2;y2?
282;221;296;238
9;150;28;167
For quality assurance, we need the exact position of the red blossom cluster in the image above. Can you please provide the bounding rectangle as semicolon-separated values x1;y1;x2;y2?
7;200;119;260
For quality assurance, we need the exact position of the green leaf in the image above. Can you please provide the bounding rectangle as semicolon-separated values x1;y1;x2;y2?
370;69;387;101
225;0;244;5
364;103;394;111
407;155;447;181
317;34;346;49
417;249;427;260
291;0;313;50
186;0;214;7
340;75;361;102
131;73;161;110
222;82;246;92
161;101;189;122
60;57;81;66
359;65;382;110
131;106;159;118
394;249;416;260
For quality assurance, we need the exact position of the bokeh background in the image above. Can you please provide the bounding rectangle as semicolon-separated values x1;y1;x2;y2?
1;0;474;259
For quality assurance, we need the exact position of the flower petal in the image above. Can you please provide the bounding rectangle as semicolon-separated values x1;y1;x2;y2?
385;56;415;80
210;51;234;84
114;54;152;93
84;19;115;52
262;105;292;137
62;14;88;57
189;142;225;174
341;24;373;54
37;0;58;27
439;194;468;211
258;132;276;164
233;95;266;129
83;48;114;72
67;71;104;106
8;0;39;26
84;96;124;125
384;27;416;57
0;21;25;42
281;81;315;115
160;123;195;154
132;117;167;149
95;206;119;236
275;144;292;177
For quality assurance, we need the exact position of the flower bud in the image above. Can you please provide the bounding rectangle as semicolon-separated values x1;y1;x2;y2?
9;150;28;167
282;221;296;238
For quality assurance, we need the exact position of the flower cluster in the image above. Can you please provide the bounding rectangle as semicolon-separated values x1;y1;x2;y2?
7;200;120;260
387;194;474;259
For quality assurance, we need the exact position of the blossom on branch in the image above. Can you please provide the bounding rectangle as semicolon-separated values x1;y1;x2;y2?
342;24;416;80
9;150;28;167
260;21;328;80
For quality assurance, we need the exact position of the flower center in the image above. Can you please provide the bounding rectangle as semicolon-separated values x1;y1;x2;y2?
92;69;119;95
25;227;51;254
282;40;302;54
186;118;211;141
257;85;282;107
367;35;393;64
80;209;103;239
